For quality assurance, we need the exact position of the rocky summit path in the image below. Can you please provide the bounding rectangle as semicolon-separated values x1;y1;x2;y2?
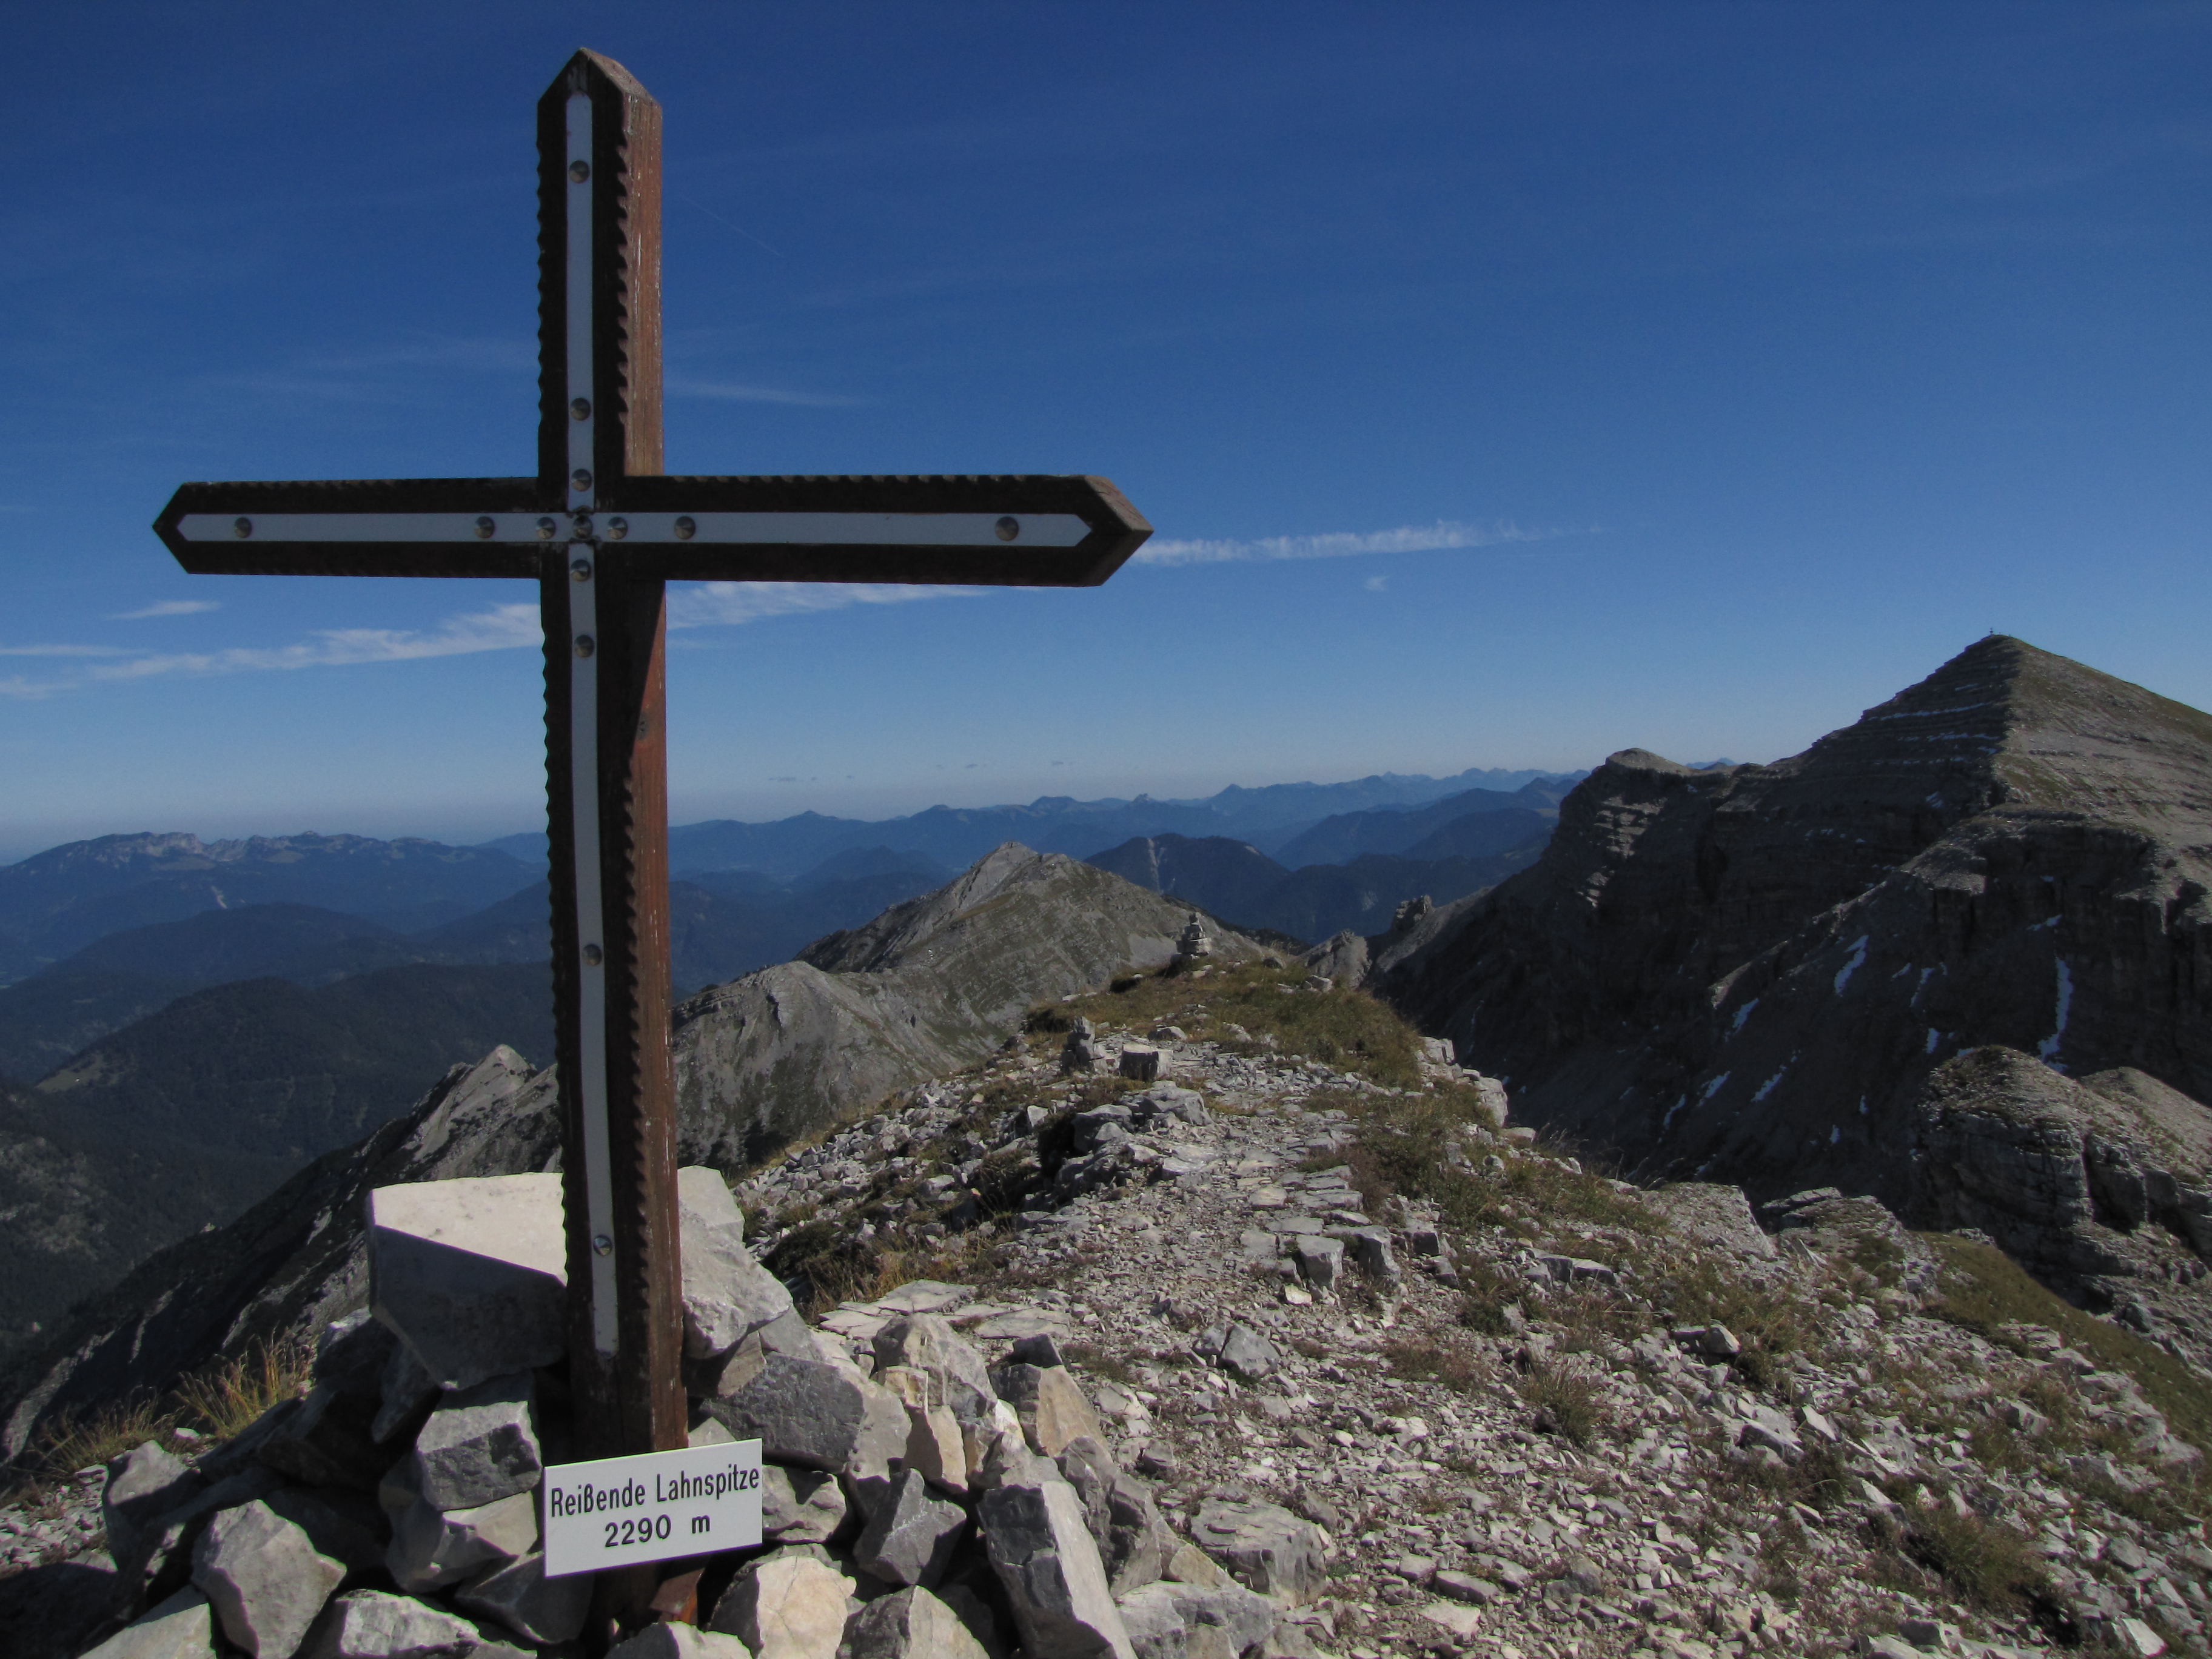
7;963;2212;1659
726;968;2212;1659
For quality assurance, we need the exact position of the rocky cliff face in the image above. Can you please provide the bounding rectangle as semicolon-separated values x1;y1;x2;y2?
672;844;1259;1167
1374;637;2212;1272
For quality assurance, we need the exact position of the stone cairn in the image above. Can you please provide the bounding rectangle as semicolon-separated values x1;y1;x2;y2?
1171;917;1212;970
78;1164;1319;1659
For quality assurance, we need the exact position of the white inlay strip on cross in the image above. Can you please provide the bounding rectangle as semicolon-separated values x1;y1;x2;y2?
178;512;1093;548
567;90;620;1359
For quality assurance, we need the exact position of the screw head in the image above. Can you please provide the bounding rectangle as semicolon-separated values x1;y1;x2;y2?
535;517;557;540
582;943;603;967
574;634;595;659
570;557;593;582
569;159;590;184
474;515;496;540
571;468;593;493
994;516;1020;542
569;397;591;421
674;515;697;541
592;1233;614;1256
605;517;629;541
232;517;253;539
571;513;594;539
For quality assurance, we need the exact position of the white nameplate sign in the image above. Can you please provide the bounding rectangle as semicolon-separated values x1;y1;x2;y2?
541;1438;763;1578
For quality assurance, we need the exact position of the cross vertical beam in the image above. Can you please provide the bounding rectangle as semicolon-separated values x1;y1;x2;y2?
535;54;684;1470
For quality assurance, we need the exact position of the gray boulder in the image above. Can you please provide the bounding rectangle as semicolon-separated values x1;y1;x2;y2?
979;1476;1136;1659
78;1586;216;1659
190;1498;344;1659
262;1486;387;1579
103;1441;206;1569
372;1338;440;1446
1057;1437;1168;1595
113;1467;283;1616
762;1462;850;1542
1188;1500;1325;1606
256;1384;387;1492
303;1587;508;1658
679;1164;799;1359
872;1314;998;1424
385;1489;538;1594
1301;931;1369;989
1290;1238;1342;1292
1114;1584;1187;1659
607;1625;750;1659
970;1426;1061;1493
840;1586;993;1659
455;1550;593;1646
855;1468;969;1587
708;1549;853;1659
312;1309;395;1400
1215;1327;1278;1384
990;1363;1106;1456
409;1372;541;1511
708;1353;907;1484
368;1173;568;1392
1333;1228;1398;1286
1162;1580;1277;1658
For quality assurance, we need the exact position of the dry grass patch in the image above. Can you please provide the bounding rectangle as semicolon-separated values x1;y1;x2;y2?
1384;1335;1487;1393
173;1335;315;1441
1925;1232;2212;1463
5;1332;315;1504
1053;961;1421;1086
1518;1360;1608;1447
1649;1252;1812;1391
1886;1501;2049;1615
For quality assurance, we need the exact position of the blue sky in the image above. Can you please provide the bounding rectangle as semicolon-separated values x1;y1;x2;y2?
4;3;2207;860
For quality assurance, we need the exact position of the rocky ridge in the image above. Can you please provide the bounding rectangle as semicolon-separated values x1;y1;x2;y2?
8;960;2212;1659
0;848;1258;1463
1369;637;2212;1353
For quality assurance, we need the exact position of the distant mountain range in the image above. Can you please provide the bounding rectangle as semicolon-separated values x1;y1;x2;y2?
1085;834;1547;942
1079;779;1564;940
0;761;1577;1361
0;833;538;968
478;766;1581;877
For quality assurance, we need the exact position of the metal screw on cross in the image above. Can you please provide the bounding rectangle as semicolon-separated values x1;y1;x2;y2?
152;46;1148;1634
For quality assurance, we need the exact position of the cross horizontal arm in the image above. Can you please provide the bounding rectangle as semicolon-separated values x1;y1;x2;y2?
155;474;1151;585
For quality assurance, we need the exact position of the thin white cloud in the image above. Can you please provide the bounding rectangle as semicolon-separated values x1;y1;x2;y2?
1133;518;1560;566
1;577;980;698
1364;574;1389;592
667;378;870;408
110;599;221;620
84;603;544;683
0;603;543;699
669;581;983;629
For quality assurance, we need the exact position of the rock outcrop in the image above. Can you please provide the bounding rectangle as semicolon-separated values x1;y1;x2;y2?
673;845;1261;1168
1376;637;2212;1218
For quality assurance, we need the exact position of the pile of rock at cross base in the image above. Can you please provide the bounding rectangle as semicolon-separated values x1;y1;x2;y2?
70;1163;1315;1659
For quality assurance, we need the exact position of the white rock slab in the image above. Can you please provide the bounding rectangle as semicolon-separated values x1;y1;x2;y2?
369;1173;566;1391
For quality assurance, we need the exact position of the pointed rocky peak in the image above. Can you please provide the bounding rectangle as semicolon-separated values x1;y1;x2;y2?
1600;748;1704;777
1783;635;2212;826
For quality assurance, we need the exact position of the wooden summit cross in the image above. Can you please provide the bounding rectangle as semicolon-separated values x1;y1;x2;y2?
154;53;1148;1465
